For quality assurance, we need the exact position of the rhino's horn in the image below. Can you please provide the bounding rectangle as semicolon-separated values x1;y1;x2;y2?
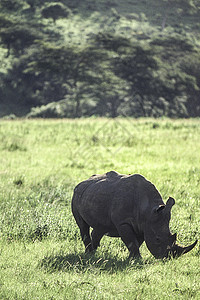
171;240;198;258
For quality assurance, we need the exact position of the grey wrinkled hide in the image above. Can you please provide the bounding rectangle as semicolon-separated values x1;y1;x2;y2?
72;171;197;259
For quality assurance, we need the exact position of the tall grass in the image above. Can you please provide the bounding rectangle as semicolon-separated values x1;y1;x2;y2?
0;118;199;299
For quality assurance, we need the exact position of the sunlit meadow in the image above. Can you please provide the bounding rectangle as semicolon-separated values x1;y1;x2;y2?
0;118;199;299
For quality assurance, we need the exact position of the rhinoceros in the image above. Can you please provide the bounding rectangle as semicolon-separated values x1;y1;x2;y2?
71;171;197;259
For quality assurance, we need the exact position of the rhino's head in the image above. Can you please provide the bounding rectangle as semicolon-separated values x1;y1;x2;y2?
144;197;197;259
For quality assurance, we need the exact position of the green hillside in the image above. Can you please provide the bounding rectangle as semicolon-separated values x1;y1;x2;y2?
0;0;200;118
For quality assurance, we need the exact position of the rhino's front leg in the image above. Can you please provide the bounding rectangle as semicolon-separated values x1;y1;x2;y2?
117;223;143;258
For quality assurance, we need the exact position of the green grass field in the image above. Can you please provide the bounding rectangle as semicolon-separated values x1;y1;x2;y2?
0;118;199;299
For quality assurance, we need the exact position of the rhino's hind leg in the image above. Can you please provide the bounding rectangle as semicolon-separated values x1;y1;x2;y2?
81;224;93;253
117;223;143;258
91;229;104;250
72;209;93;252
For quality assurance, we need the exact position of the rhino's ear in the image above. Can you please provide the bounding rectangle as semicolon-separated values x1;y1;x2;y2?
166;197;175;209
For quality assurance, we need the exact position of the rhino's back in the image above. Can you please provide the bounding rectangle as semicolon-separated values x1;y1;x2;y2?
72;171;127;228
73;171;128;202
72;171;163;230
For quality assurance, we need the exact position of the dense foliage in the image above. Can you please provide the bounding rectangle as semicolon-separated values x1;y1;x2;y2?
0;0;200;118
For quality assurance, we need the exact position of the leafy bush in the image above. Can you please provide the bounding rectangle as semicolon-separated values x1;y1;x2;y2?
41;2;71;23
27;101;70;118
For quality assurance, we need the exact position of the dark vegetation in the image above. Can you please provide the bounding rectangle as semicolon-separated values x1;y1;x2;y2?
0;0;200;118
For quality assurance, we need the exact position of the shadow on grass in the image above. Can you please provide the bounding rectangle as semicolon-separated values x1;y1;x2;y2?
40;251;145;274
